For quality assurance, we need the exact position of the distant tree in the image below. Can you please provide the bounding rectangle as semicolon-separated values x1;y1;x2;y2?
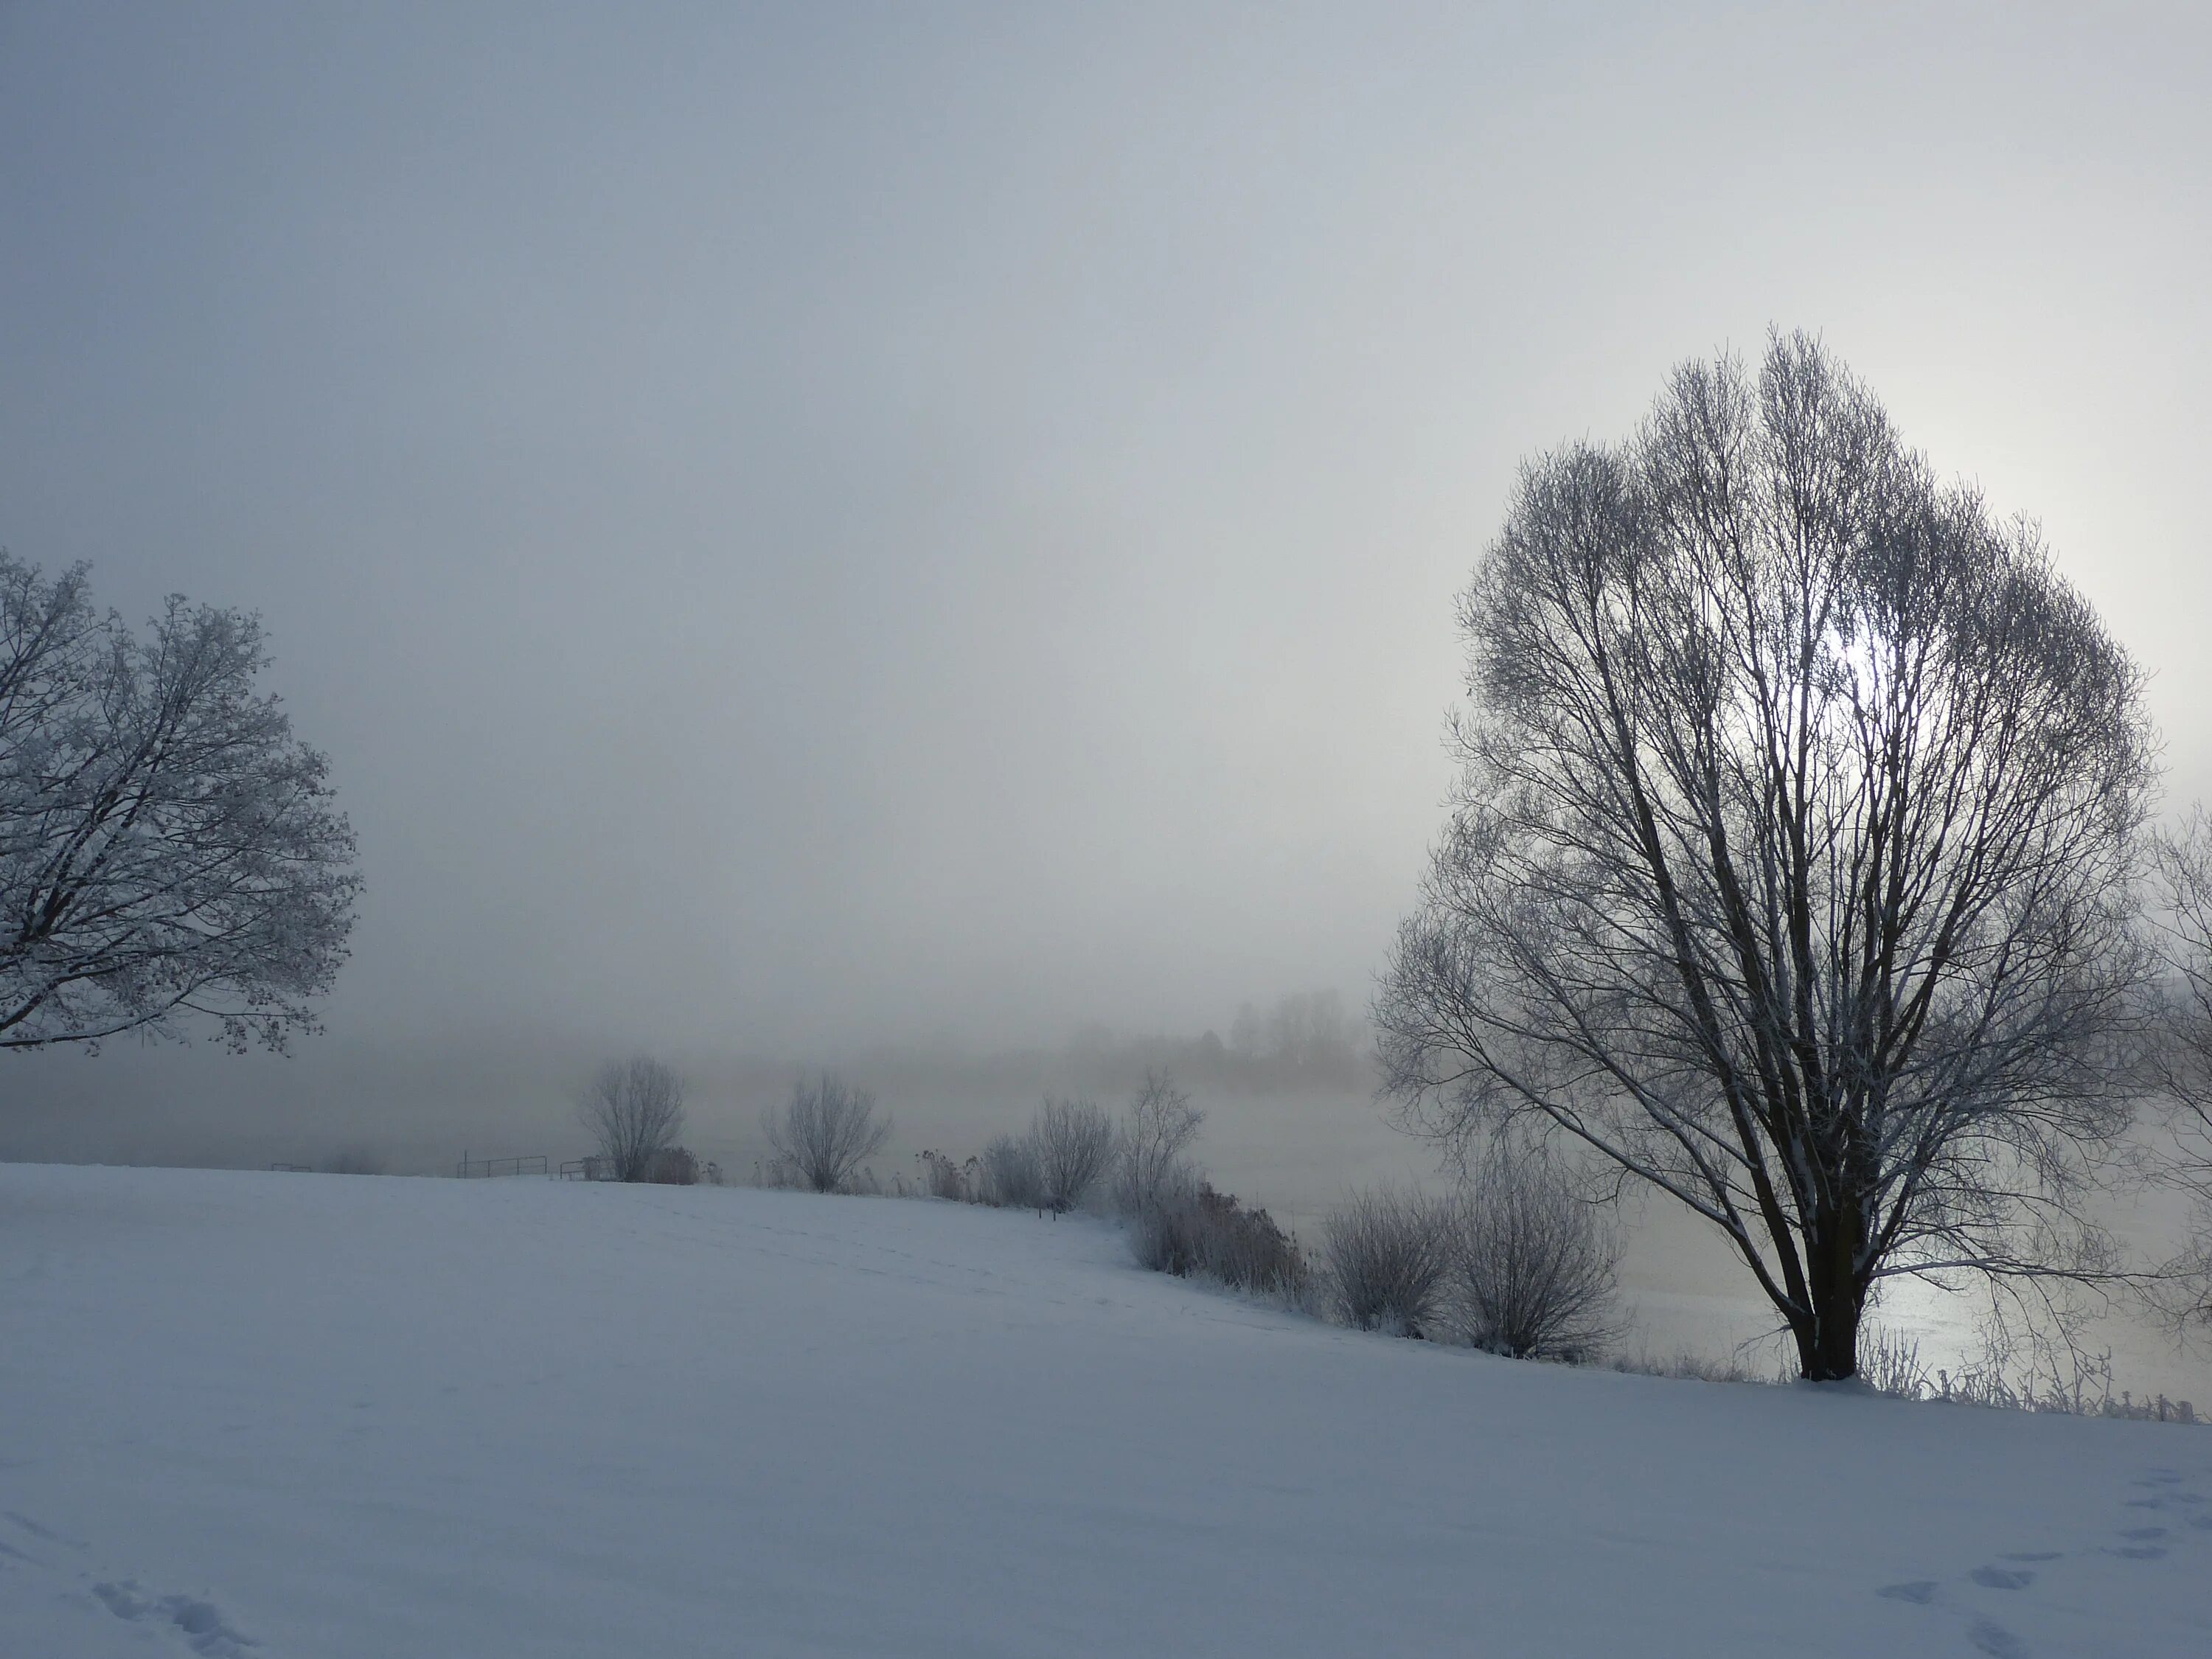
0;552;358;1051
1032;1096;1114;1213
1377;333;2155;1380
581;1057;686;1183
765;1073;888;1194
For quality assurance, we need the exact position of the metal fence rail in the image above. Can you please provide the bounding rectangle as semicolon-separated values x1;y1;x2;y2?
455;1153;548;1179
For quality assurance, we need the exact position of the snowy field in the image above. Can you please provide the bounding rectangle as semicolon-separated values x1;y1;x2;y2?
3;1164;2208;1658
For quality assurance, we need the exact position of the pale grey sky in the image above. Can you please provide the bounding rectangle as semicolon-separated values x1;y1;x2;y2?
3;1;2207;1058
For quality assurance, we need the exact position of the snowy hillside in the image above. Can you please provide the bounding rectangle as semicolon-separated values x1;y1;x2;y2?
2;1164;2207;1658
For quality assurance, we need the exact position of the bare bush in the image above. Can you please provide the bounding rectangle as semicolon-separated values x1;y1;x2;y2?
763;1074;890;1193
981;1133;1046;1210
1114;1070;1203;1215
1133;1180;1310;1303
324;1147;386;1176
647;1145;700;1186
1033;1096;1115;1213
1450;1141;1619;1363
580;1057;687;1183
1323;1187;1453;1337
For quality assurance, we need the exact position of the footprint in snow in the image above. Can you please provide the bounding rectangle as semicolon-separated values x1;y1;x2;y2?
1877;1580;1938;1603
1967;1565;2034;1590
1966;1618;2029;1658
92;1579;257;1657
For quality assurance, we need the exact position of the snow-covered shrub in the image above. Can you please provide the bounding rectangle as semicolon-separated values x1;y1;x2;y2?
1135;1180;1310;1303
764;1074;891;1194
981;1133;1046;1209
1322;1187;1453;1337
919;1150;978;1202
1450;1141;1619;1362
1034;1097;1116;1213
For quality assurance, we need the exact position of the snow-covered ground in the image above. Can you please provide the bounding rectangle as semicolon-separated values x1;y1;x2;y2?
3;1164;2207;1658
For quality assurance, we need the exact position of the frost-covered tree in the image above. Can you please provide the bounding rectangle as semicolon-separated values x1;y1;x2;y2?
1376;334;2154;1380
0;553;359;1052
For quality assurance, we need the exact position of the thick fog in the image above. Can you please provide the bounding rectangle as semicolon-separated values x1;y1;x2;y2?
3;7;2210;1386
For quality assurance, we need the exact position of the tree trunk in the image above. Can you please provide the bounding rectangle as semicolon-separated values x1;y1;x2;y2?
1790;1267;1865;1382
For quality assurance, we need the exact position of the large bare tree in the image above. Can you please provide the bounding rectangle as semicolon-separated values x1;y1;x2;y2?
0;553;359;1052
1375;333;2155;1380
765;1073;888;1194
580;1057;687;1183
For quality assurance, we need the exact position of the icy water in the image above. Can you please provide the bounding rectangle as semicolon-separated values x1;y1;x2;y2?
1185;1088;2212;1408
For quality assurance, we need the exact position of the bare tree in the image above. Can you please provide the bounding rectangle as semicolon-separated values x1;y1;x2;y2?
765;1073;889;1194
1032;1096;1115;1214
1375;332;2156;1380
0;552;359;1052
580;1057;686;1183
1115;1069;1203;1214
2146;813;2212;1326
1450;1140;1620;1362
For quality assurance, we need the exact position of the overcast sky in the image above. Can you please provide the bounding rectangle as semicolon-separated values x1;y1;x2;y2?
3;1;2207;1058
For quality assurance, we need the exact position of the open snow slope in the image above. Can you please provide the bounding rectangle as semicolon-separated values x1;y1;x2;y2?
2;1164;2207;1658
